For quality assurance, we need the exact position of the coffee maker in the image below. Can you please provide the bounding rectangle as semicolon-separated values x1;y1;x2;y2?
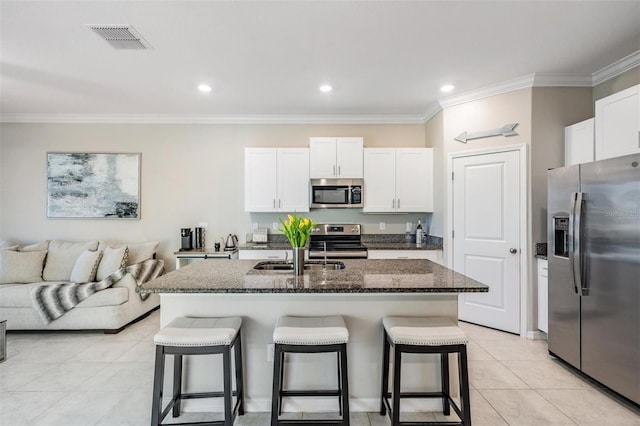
180;228;193;251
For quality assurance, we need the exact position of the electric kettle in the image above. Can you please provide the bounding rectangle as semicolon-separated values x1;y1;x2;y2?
224;234;238;251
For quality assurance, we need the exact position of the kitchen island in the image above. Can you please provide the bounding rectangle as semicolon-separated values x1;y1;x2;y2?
138;259;488;413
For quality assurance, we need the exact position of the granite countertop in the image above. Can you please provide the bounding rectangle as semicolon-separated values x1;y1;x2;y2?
138;259;488;294
238;242;442;251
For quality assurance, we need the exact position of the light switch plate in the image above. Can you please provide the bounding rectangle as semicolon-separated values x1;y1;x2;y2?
273;222;279;231
267;344;274;362
198;222;208;230
379;222;386;230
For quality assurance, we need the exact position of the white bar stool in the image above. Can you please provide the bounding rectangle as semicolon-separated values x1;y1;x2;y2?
271;315;350;426
380;316;471;426
151;316;244;426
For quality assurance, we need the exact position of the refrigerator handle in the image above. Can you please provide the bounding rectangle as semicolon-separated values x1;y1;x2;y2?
568;193;579;294
574;192;587;296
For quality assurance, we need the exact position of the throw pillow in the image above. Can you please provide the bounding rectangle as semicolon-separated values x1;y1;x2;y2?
69;249;103;283
42;240;99;281
98;241;158;265
19;241;50;252
0;249;48;284
96;246;129;281
0;240;18;250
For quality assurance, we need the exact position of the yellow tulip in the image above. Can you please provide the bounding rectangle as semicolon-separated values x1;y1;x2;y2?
284;220;289;227
304;218;310;226
288;214;294;223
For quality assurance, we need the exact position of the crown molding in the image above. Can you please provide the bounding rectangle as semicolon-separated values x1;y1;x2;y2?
438;74;536;108
421;102;442;123
592;50;640;86
532;73;592;87
0;113;426;125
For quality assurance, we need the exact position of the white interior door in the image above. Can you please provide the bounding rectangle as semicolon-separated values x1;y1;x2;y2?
453;150;521;333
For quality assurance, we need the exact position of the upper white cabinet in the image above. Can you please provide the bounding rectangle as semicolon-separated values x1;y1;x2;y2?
309;137;363;178
565;118;594;166
245;148;309;212
363;148;433;213
595;84;640;160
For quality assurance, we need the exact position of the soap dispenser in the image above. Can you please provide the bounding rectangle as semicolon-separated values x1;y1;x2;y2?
416;220;424;247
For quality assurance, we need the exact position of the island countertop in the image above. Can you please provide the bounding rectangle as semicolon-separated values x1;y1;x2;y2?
138;259;489;294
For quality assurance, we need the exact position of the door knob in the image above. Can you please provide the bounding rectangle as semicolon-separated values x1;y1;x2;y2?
509;248;518;254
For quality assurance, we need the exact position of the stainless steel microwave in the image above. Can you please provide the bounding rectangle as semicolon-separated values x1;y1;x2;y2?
310;179;363;208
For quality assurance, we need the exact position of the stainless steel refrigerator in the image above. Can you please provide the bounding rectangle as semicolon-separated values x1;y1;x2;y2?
547;153;639;405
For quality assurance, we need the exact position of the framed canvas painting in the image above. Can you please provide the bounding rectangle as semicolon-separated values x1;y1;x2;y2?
47;152;141;219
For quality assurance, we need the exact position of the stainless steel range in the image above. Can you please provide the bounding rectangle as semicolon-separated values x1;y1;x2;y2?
308;224;368;259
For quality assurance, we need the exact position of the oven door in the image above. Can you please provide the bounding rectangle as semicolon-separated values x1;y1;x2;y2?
311;185;351;208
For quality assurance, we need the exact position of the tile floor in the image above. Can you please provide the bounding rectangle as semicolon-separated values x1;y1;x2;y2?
1;311;638;426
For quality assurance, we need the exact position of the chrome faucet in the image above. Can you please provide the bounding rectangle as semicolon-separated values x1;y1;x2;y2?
285;250;289;263
323;241;328;269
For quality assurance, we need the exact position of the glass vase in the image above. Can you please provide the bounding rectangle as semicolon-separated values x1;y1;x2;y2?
292;247;305;276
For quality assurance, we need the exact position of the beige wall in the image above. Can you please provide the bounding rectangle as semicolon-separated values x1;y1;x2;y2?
593;65;640;103
0;123;427;269
424;110;444;238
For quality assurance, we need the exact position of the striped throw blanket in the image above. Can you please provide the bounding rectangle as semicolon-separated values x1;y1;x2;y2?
31;259;164;325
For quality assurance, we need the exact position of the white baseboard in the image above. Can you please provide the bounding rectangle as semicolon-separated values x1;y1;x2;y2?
526;330;548;340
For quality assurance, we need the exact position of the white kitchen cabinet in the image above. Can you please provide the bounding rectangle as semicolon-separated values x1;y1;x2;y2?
565;118;594;166
595;84;640;160
238;250;289;260
368;249;443;264
309;137;363;178
244;148;309;212
363;148;433;213
537;258;548;333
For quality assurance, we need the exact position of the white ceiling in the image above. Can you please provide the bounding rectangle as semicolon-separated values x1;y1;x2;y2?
1;1;639;121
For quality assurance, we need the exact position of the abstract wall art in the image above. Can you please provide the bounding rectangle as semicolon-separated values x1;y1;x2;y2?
47;153;141;219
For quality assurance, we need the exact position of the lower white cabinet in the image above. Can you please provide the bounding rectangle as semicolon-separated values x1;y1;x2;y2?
368;250;442;264
537;258;548;333
239;250;289;260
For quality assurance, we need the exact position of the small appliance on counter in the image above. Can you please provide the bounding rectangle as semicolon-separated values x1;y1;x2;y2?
224;234;239;251
194;227;206;249
252;228;268;244
180;228;193;251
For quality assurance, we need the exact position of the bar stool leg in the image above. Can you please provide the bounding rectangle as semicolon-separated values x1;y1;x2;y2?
234;332;245;416
459;345;471;426
223;347;233;426
151;346;165;426
278;350;285;416
172;354;183;417
337;351;343;416
271;344;283;426
339;343;350;426
392;346;402;426
441;352;450;416
380;332;390;415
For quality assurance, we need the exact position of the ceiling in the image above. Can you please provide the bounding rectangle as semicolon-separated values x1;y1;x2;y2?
1;1;639;121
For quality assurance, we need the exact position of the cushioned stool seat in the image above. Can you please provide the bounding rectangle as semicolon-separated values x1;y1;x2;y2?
380;316;471;426
151;316;244;426
271;315;350;426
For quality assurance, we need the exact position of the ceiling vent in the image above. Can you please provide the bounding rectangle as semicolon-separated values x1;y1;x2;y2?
88;25;152;50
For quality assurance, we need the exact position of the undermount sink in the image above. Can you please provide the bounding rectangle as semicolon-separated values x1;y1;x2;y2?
253;260;345;271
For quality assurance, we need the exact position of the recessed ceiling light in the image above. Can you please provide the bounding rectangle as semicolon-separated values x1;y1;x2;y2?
319;84;333;93
198;84;212;93
440;84;455;93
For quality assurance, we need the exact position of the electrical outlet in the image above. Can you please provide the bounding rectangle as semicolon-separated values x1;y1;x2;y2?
267;343;275;362
252;222;258;230
379;222;386;230
198;222;208;230
273;222;279;231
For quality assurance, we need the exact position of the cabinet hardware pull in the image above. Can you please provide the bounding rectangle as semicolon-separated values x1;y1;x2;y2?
338;165;341;176
273;199;276;208
397;198;400;208
333;165;336;176
392;199;395;208
279;199;282;208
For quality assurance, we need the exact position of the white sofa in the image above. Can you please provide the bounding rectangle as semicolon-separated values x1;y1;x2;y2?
0;240;161;333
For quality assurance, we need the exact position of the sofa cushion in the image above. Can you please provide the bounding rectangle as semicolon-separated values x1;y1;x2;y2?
0;250;48;284
70;250;103;283
20;241;50;252
96;246;128;281
0;282;128;308
43;240;99;281
99;241;158;266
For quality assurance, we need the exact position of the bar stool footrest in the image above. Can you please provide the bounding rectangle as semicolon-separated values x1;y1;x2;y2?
281;390;341;397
